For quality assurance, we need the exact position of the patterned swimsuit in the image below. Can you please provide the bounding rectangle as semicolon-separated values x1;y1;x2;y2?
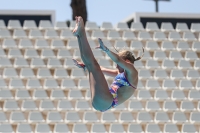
99;71;136;112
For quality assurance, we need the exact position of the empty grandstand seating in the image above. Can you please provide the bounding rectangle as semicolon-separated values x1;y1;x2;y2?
0;19;199;133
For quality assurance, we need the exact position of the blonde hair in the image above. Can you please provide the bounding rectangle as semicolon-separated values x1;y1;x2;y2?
116;47;144;64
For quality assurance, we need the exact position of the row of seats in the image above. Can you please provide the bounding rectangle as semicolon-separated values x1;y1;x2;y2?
1;28;200;42
0;110;200;123
1;19;200;33
1;123;198;133
1;89;200;101
1;57;199;71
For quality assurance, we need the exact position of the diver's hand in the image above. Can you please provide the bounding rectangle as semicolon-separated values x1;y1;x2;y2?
95;38;109;52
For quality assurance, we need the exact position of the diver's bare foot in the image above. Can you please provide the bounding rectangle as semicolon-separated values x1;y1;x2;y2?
72;16;85;37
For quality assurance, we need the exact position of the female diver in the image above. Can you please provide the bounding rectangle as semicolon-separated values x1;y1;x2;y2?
72;16;144;112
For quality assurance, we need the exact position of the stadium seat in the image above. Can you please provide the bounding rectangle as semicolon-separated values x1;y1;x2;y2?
145;100;161;112
46;111;63;123
57;49;72;59
2;38;17;48
47;58;62;68
8;49;23;58
29;29;43;39
0;58;12;68
180;101;196;112
191;23;200;33
0;29;11;38
9;78;25;89
145;41;160;51
116;22;129;31
179;79;194;90
54;123;71;133
37;68;52;79
137;90;153;100
44;29;59;39
55;21;68;30
73;123;89;133
184;51;198;61
187;70;199;79
51;39;65;49
168;31;181;41
138;31;152;41
57;100;74;111
137;112;153;123
118;112;135;123
171;90;187;101
172;111;188;124
91;123;107;133
98;59;112;68
0;89;13;100
41;49;56;59
138;69;152;79
39;100;56;111
100;22;114;31
14;58;29;68
70;68;87;79
10;111;26;123
3;68;18;78
24;49;39;59
146;22;159;32
23;20;37;30
128;100;144;112
16;123;33;133
154;90;170;101
130;22;144;31
21;100;38;111
114;40;128;49
32;89;49;100
54;68;69;79
162;79;178;90
177;60;193;70
68;90;84;100
0;20;6;29
39;20;53;30
134;60;145;69
35;123;51;133
164;123;179;133
65;112;82;123
43;78;59;89
0;112;8;122
154;111;171;123
163;100;179;112
190;112;200;124
122;30;136;41
75;100;92;111
170;69;185;80
66;39;79;49
0;124;14;133
107;30;121;40
50;90;66;100
91;30;106;40
176;41;190;51
15;89;31;100
145;79;161;90
161;40;176;51
138;50;152;60
0;48;6;57
183;31;197;41
181;123;198;133
26;78;42;89
28;111;45;123
161;22;174;32
8;20;22;29
3;100;20;111
169;51;183;61
188;90;200;101
145;59;160;69
101;111;117;123
18;38;33;49
61;78;77;89
60;29;76;40
83;111;99;123
176;22;189;32
30;58;46;68
109;123;126;133
130;40;143;51
35;39;50;49
85;21;99;31
194;60;200;70
154;69;169;79
13;29;27;39
153;31;167;41
145;123;162;133
0;78;7;89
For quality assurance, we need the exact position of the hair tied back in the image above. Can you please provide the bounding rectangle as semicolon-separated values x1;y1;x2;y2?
133;47;144;61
